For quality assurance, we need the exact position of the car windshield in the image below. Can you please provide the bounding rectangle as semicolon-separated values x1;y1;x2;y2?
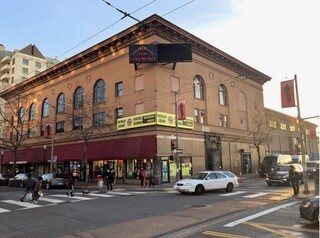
262;156;277;166
191;172;208;180
277;166;290;172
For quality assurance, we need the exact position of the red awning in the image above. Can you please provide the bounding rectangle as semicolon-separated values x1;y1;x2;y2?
3;135;156;164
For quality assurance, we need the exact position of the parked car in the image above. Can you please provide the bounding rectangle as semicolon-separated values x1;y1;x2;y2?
299;196;319;224
8;173;32;188
0;173;9;186
173;170;239;195
42;173;67;189
266;164;304;186
306;161;320;178
259;154;292;177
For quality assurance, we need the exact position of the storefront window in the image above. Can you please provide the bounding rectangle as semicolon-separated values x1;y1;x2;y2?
126;159;153;179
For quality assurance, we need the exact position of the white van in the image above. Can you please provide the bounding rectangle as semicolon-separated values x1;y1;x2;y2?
259;154;293;177
291;154;310;164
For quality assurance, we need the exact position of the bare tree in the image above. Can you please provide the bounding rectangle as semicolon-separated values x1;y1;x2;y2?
64;96;113;184
0;93;36;175
249;107;272;169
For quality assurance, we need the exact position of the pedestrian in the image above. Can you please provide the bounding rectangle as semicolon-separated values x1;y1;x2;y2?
314;163;319;195
289;165;300;196
140;167;147;188
106;164;115;192
32;176;43;204
148;171;155;188
20;174;35;202
66;173;75;197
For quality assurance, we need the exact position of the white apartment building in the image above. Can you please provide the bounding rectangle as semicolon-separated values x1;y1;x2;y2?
0;44;59;90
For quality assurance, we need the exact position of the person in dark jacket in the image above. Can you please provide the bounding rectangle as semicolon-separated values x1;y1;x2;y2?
32;176;43;204
289;165;300;195
66;174;75;197
106;164;115;191
20;174;35;202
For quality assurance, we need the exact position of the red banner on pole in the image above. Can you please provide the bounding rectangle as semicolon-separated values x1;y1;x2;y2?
42;123;52;138
177;99;186;120
281;80;296;108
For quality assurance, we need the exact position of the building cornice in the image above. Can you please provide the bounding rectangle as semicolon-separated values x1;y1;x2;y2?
0;14;271;99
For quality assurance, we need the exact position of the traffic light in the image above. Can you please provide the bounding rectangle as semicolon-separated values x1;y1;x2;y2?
171;139;176;151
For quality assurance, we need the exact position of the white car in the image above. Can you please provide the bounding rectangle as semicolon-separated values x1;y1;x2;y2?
173;170;239;195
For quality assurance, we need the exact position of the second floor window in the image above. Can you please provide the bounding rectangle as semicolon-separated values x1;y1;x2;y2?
56;121;65;133
219;84;228;105
29;104;36;121
28;128;35;138
74;87;84;109
94;79;105;104
193;75;205;99
42;99;50;117
57;93;65;113
73;117;83;130
35;61;41;68
115;108;123;121
219;114;228;127
94;112;106;126
115;82;123;97
22;68;28;75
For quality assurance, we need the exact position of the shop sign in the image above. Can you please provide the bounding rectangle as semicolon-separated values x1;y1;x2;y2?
117;111;194;131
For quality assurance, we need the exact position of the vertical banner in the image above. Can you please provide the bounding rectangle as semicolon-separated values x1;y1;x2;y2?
42;123;52;138
281;80;296;108
177;99;186;120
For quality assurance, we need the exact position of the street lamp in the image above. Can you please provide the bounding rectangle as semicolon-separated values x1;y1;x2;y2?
174;81;194;180
0;149;4;175
34;99;56;173
43;145;47;175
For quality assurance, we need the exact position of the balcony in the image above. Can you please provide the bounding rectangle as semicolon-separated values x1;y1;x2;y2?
0;64;10;73
1;55;11;64
0;73;10;82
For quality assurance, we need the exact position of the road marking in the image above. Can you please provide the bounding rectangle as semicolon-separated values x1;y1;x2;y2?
0;208;10;213
246;222;319;233
40;197;66;203
224;201;299;227
51;194;96;200
104;191;135;196
85;193;114;198
220;191;247;196
202;230;250;238
243;192;268;198
2;200;42;209
244;222;296;238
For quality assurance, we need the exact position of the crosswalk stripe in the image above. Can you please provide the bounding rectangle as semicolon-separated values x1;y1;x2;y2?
40;197;66;203
220;191;247;197
86;193;114;198
243;192;269;198
0;208;10;213
104;191;135;196
2;200;42;209
51;194;95;200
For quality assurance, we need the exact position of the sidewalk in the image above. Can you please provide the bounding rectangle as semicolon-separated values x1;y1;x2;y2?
75;172;258;192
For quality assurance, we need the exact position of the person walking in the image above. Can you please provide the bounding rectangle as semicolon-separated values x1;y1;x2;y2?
148;171;155;187
66;174;75;197
20;174;35;202
32;176;43;204
289;165;300;196
106;164;115;192
314;163;319;195
140;167;147;188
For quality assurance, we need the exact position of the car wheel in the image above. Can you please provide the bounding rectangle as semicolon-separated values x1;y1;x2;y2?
226;183;234;192
45;183;50;190
195;184;205;195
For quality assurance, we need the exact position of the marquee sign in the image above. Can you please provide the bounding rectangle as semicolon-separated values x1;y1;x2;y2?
117;111;194;131
129;43;192;64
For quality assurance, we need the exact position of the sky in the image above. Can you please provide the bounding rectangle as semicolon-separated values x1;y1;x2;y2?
1;0;320;133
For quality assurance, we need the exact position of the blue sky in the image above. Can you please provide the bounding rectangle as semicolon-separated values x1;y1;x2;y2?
2;0;320;131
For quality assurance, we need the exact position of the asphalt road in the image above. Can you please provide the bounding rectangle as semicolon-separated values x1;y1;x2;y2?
0;179;318;238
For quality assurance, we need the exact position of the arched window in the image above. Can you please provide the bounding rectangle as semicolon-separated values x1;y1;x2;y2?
18;107;25;122
94;79;105;104
238;92;247;111
193;75;205;99
57;93;65;113
29;103;36;121
74;86;84;109
218;84;228;105
42;99;50;117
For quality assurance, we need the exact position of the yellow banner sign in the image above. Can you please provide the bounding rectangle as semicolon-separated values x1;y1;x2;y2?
117;111;194;130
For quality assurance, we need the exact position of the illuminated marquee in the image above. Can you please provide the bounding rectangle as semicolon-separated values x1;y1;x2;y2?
117;111;194;131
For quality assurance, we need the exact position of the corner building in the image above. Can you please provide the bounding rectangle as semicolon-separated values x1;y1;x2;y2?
0;15;271;183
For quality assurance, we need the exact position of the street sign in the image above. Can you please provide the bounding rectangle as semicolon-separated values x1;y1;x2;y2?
173;149;183;154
